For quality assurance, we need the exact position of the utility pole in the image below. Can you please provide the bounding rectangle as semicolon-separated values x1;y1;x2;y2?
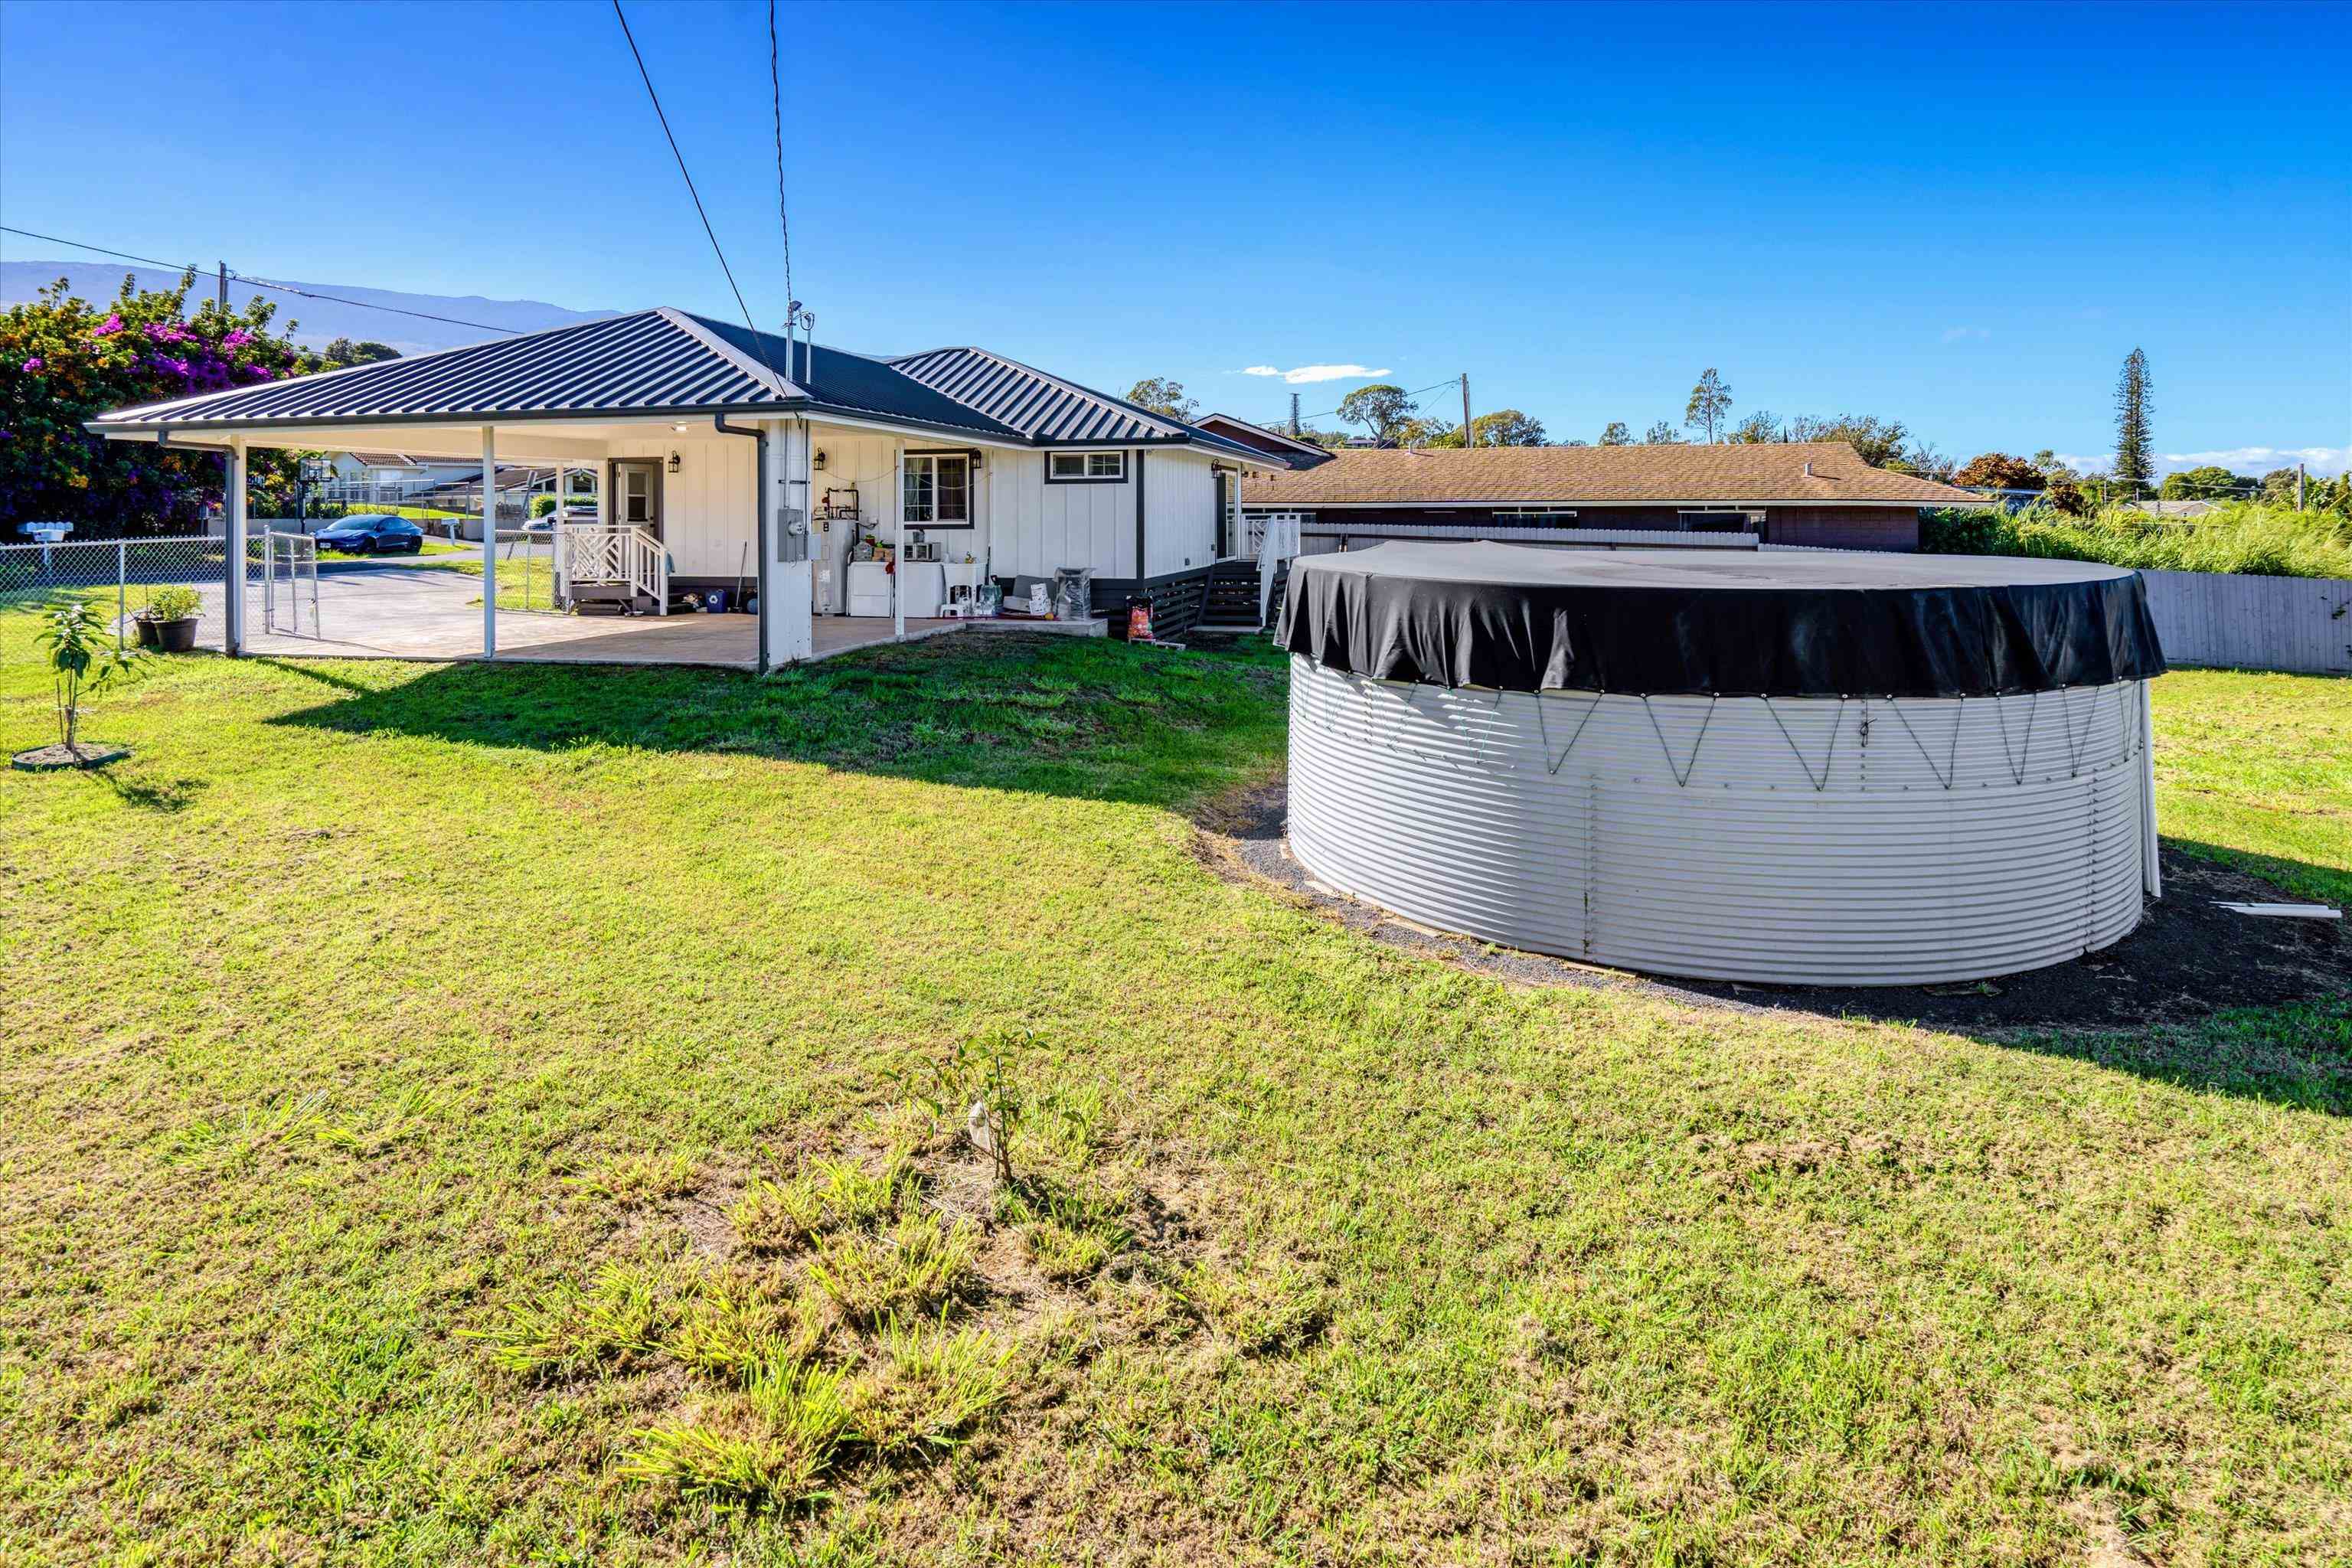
216;262;227;313
1460;374;1473;449
1289;391;1301;438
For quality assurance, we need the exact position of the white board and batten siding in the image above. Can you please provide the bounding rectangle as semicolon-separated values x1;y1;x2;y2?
987;447;1135;580
972;446;1223;582
602;433;756;581
1143;452;1220;579
2137;569;2351;676
606;428;1228;587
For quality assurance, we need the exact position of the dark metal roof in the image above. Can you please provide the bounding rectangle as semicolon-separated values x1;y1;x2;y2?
689;318;1020;441
889;346;1284;463
890;347;1179;444
92;309;1299;466
96;310;782;427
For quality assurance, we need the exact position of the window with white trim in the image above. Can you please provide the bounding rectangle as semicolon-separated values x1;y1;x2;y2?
902;454;972;526
1047;450;1125;482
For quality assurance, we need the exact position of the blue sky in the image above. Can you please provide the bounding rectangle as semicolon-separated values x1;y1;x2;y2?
4;0;2347;473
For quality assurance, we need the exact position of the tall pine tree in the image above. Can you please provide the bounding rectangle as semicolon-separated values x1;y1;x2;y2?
2113;348;2153;495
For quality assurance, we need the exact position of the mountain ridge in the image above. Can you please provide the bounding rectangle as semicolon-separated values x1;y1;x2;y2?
1;260;618;355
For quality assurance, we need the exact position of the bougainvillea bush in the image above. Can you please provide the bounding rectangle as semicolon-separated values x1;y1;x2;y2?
0;270;318;537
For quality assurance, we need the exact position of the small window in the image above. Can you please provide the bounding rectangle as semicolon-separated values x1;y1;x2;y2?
903;454;972;525
1678;509;1756;533
1048;451;1125;482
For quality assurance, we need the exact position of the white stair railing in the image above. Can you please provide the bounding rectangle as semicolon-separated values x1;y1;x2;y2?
1257;511;1302;628
558;524;668;613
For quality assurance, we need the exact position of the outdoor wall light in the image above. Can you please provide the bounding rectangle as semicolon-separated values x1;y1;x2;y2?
666;450;682;475
813;449;828;471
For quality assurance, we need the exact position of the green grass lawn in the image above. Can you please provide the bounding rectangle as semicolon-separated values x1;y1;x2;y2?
2;618;2347;1566
2151;668;2351;904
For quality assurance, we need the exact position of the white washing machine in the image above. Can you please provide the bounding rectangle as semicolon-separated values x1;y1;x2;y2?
847;560;893;617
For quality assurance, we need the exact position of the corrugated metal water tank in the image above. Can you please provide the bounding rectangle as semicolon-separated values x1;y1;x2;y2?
1287;665;2152;985
1274;542;2169;987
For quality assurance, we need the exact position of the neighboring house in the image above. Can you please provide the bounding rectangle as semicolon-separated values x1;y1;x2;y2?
1243;443;1988;552
92;308;1299;663
1192;414;1336;468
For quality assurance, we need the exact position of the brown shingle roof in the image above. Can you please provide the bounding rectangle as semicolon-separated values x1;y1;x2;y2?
1241;443;1984;508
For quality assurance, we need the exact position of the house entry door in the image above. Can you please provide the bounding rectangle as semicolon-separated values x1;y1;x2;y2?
611;459;663;539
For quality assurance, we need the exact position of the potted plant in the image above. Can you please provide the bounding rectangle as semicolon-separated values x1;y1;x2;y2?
12;599;149;772
133;585;202;652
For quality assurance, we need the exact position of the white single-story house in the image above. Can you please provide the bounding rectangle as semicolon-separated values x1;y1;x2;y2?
91;309;1299;668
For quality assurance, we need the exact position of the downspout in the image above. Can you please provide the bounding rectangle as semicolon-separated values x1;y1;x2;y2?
713;413;769;674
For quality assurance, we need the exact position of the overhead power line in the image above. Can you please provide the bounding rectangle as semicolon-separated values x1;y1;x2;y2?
0;222;525;337
1297;376;1464;426
609;0;781;385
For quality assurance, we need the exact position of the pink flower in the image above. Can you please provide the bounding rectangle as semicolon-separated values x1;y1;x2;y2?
91;313;125;337
19;357;42;372
223;328;252;348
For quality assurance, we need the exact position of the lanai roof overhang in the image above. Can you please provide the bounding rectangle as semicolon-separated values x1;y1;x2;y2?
87;305;1288;467
94;407;1044;466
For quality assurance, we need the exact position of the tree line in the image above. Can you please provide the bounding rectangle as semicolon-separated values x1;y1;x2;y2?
1130;349;2337;512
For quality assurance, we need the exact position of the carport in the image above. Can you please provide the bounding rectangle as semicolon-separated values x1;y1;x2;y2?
90;308;1041;672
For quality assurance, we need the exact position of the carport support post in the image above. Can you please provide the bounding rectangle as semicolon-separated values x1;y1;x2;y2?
480;426;496;659
892;437;906;641
224;436;247;656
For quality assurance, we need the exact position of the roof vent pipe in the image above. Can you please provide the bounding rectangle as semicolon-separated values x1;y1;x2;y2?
1803;460;1814;477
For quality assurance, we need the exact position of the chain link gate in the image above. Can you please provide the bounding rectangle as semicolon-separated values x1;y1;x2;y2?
260;530;321;637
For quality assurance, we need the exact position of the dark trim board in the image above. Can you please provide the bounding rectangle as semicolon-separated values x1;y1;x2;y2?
1133;450;1145;578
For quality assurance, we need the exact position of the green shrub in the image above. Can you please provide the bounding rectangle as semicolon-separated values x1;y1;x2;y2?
143;585;201;622
1921;501;2352;580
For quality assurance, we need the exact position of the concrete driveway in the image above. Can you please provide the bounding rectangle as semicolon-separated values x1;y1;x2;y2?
198;560;762;667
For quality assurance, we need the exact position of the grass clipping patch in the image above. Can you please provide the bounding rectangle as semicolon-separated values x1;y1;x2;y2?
462;1086;1169;1521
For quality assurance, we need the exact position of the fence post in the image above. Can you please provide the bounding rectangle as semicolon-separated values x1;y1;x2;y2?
116;540;127;648
224;439;248;656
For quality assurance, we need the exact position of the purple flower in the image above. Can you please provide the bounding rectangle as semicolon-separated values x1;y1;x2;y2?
19;357;42;372
92;312;126;337
223;328;252;348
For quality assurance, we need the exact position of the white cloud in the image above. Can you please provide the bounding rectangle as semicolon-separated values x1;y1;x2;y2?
1941;325;1990;343
1238;362;1391;384
2053;446;2348;478
2159;446;2348;475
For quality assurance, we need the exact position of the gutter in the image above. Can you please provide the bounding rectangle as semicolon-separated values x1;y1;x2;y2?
711;414;770;675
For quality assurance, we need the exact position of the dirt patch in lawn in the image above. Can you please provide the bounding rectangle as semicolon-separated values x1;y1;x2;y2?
1195;774;2349;1031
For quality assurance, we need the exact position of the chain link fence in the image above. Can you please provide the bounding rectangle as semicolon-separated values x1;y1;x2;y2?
2;536;231;652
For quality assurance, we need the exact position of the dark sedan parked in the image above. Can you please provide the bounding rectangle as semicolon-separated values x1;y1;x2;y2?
314;515;426;555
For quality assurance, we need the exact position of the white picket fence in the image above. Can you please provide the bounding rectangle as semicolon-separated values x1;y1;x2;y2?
2137;569;2350;676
